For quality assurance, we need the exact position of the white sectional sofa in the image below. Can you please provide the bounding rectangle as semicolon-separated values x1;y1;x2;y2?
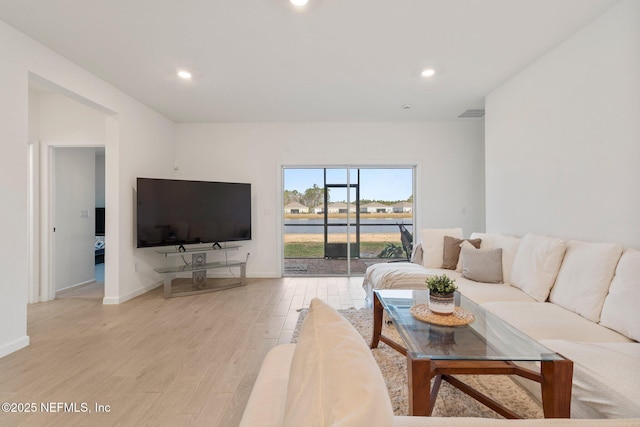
240;298;639;427
361;229;640;420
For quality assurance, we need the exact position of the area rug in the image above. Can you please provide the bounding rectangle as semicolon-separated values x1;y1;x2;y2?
292;308;544;418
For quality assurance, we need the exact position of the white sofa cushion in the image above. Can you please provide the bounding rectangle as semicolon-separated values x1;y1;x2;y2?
600;248;640;342
419;228;463;268
549;240;623;322
481;301;633;343
283;298;394;427
540;340;640;419
509;234;567;302
361;261;434;307
454;274;536;305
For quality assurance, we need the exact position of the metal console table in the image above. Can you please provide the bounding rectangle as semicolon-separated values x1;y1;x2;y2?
155;245;247;298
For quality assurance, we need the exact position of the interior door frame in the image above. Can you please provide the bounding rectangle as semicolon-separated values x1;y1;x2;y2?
37;144;105;302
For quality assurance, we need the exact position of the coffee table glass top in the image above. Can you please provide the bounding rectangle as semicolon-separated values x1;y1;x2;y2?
374;289;563;361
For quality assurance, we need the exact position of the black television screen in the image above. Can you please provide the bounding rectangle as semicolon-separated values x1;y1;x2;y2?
136;178;252;248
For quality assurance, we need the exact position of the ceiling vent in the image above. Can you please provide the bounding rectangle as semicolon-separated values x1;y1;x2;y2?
458;109;485;118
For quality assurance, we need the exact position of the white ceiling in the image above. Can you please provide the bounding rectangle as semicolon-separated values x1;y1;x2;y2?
0;0;620;123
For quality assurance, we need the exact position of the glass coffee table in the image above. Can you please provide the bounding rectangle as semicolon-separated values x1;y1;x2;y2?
371;289;573;418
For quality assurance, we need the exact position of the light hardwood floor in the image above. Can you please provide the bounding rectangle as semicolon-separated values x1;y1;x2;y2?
0;277;366;427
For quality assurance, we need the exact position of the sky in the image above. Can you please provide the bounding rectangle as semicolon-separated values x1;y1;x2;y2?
283;168;413;201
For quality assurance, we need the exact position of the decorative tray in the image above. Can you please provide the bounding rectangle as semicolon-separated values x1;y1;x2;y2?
409;304;475;326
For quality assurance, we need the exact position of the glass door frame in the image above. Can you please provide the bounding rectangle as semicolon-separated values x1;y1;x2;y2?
323;168;359;275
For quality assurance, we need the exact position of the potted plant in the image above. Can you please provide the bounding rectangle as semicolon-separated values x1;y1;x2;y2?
426;274;457;315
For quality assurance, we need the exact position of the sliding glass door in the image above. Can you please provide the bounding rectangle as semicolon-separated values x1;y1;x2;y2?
283;166;414;276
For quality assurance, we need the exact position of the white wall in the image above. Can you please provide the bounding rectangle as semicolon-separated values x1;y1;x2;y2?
96;152;105;207
0;23;30;358
175;122;485;276
0;20;176;357
53;148;95;292
485;0;640;248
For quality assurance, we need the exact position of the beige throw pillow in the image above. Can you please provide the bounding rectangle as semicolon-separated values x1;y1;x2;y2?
461;247;504;283
283;298;394;427
442;236;481;270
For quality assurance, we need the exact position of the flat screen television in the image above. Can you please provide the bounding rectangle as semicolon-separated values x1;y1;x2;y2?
136;178;252;248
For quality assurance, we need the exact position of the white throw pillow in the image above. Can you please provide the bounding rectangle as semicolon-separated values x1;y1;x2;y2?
600;248;640;342
456;240;477;272
492;234;521;284
549;240;623;322
469;232;496;249
419;228;463;268
510;234;567;302
283;298;394;427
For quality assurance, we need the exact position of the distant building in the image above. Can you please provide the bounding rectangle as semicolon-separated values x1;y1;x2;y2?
360;202;393;213
284;202;309;214
312;204;324;214
392;202;413;213
327;202;356;214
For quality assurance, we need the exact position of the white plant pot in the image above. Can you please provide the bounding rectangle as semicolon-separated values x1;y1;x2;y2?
429;292;455;315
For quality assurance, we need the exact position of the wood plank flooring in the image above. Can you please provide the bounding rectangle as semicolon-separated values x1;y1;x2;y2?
0;277;366;427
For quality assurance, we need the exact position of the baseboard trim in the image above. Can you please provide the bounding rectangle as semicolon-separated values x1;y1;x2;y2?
102;281;162;305
56;279;96;296
247;272;280;278
0;335;30;359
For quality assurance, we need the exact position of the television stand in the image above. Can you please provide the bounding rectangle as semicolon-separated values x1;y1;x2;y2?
154;246;247;298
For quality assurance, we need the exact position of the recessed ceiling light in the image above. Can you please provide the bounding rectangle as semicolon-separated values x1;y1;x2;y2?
421;68;436;78
177;70;192;80
290;0;309;6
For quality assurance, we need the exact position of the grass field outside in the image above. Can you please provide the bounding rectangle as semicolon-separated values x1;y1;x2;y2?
284;232;404;259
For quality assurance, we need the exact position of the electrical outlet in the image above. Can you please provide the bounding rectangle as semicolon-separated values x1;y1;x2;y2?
134;262;139;272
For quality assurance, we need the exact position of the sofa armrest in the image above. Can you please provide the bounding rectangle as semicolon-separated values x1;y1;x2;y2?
239;344;295;427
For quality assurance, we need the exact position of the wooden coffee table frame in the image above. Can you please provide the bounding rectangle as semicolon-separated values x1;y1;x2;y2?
371;292;573;418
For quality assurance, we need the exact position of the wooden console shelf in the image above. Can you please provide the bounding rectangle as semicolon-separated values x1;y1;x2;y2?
154;246;247;298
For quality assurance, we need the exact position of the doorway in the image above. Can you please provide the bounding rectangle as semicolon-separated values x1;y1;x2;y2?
27;76;115;305
283;166;414;276
51;147;104;299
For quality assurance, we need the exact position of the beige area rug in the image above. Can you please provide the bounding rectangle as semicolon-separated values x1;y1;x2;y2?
292;308;544;419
